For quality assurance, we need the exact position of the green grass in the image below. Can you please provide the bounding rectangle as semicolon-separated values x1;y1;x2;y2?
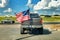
0;16;16;22
41;16;60;22
0;16;60;22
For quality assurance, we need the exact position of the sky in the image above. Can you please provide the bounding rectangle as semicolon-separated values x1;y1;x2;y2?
0;0;40;16
0;0;60;16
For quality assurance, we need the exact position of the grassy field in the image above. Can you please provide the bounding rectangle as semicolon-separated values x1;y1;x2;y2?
41;16;60;22
0;16;16;22
0;16;60;23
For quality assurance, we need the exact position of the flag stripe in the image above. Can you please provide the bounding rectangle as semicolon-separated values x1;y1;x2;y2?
23;15;30;20
16;9;30;23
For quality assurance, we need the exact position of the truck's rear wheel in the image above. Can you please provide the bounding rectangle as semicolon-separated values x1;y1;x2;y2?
38;27;43;34
20;28;25;34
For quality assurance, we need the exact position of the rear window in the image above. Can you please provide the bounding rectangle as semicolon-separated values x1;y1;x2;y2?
30;14;39;18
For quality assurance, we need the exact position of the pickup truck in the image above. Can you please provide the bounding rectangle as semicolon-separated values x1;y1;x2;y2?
20;13;43;34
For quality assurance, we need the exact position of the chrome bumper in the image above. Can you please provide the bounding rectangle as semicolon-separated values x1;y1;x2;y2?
21;25;43;28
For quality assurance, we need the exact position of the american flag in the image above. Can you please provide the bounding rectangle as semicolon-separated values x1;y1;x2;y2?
16;9;30;23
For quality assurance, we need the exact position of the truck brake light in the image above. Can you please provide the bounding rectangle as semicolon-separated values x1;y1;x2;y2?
40;18;43;24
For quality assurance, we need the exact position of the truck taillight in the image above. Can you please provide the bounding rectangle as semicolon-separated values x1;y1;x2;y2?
40;18;43;24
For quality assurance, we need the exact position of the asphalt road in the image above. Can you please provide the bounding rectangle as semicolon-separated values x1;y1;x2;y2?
0;24;60;40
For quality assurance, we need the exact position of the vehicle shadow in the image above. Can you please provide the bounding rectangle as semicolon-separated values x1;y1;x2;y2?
43;29;51;35
16;29;51;40
29;28;51;35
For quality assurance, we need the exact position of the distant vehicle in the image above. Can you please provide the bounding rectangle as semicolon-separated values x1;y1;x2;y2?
1;19;15;24
20;13;43;34
1;15;15;24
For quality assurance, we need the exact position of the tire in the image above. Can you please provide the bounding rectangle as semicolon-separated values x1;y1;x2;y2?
20;27;24;34
12;21;15;24
11;21;14;24
38;27;43;34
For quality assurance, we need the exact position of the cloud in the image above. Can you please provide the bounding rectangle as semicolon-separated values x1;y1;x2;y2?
26;0;31;6
34;0;60;10
3;8;12;13
33;0;60;15
34;0;51;10
34;11;38;13
0;0;7;7
26;0;34;8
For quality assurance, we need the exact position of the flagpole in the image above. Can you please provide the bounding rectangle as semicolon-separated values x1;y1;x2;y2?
28;6;33;33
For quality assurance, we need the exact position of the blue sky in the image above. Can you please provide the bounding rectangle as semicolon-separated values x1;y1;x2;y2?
0;0;60;16
0;0;40;16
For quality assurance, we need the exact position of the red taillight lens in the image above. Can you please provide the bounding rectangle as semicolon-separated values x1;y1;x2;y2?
40;18;43;24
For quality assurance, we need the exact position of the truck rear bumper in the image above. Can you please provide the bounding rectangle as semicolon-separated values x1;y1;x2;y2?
21;25;43;28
